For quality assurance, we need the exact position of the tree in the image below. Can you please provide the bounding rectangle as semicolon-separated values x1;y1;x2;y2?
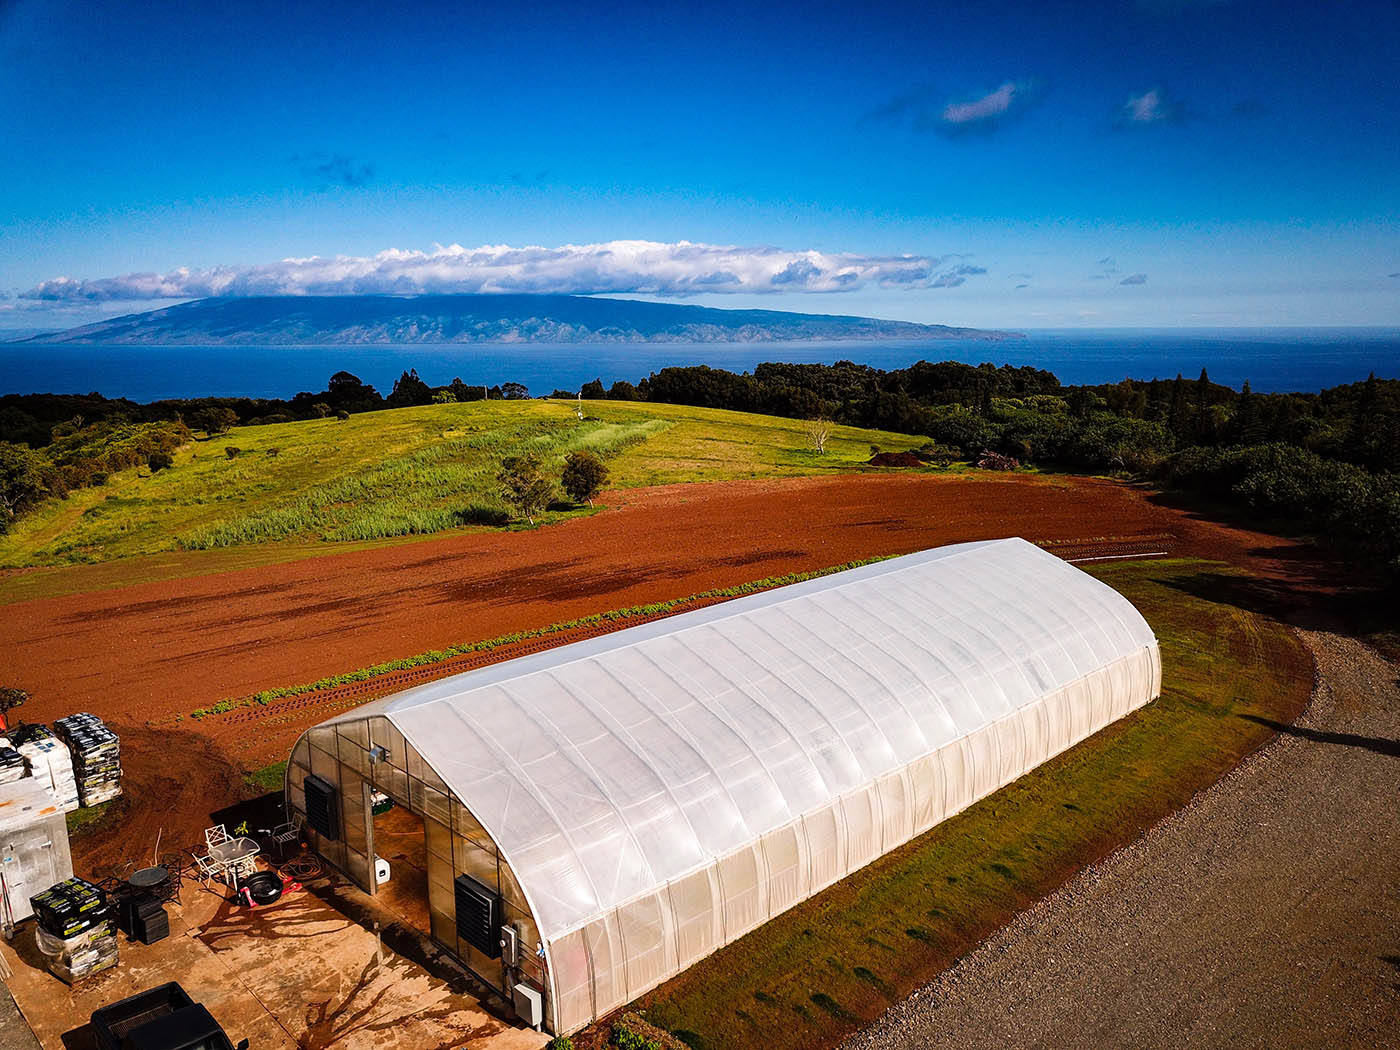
432;390;457;404
192;406;238;435
561;449;609;507
501;381;530;401
0;686;26;731
323;371;384;412
804;416;833;455
607;380;640;401
312;402;331;418
387;369;433;408
579;378;606;400
0;442;46;529
497;453;554;524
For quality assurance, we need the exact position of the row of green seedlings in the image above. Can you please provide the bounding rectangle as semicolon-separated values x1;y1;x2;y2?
188;557;891;720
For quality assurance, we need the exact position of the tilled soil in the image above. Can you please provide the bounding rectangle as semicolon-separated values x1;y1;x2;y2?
0;471;1332;875
842;628;1400;1050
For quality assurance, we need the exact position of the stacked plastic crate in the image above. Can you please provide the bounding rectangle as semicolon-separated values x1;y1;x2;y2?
30;877;118;983
11;724;80;812
0;738;26;785
53;713;121;806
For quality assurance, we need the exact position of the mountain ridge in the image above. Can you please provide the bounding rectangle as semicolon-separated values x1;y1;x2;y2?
17;294;1020;345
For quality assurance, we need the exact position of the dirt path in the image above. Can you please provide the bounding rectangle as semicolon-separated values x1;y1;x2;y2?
842;628;1400;1050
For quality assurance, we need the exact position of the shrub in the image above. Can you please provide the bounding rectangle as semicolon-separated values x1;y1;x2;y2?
224;446;241;459
148;450;174;471
545;1039;574;1050
914;441;959;465
497;453;555;524
336;409;350;421
611;1013;688;1050
561;449;609;506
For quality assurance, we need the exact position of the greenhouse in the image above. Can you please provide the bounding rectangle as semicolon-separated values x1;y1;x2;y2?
285;537;1161;1035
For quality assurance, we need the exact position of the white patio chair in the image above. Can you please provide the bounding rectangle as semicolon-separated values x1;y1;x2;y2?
205;824;231;850
226;852;259;888
191;851;221;887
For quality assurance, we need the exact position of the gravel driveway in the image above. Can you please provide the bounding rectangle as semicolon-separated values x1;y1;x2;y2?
843;629;1400;1050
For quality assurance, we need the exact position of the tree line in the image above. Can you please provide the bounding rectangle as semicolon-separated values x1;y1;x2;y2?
4;358;1398;581
557;361;1400;581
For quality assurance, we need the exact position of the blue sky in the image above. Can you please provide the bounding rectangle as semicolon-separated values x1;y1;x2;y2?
1;0;1397;330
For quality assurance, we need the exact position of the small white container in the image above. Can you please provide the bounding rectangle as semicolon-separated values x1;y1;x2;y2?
374;856;391;885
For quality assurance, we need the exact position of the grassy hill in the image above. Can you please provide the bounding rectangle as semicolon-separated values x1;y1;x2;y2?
0;399;926;567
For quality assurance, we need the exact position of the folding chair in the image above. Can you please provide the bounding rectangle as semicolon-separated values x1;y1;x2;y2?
269;816;303;858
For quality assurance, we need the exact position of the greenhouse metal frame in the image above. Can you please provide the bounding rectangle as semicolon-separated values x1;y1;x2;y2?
286;537;1161;1035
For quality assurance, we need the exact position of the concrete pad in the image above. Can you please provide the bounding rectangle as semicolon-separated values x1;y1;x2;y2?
2;878;546;1050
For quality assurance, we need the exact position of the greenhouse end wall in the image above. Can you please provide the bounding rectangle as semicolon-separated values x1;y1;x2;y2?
286;716;548;1006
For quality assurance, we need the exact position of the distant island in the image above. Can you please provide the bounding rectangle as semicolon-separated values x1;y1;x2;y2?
14;294;1020;345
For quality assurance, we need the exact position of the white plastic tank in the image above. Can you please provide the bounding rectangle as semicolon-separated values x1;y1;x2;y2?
374;856;391;885
0;779;74;929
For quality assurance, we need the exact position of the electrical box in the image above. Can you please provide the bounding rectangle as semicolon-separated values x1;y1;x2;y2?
500;923;520;967
512;981;543;1030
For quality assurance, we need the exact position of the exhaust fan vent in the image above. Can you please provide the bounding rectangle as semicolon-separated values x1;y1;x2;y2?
454;873;502;957
303;774;340;841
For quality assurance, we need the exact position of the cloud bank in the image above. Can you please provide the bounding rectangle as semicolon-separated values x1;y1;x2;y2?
24;241;986;302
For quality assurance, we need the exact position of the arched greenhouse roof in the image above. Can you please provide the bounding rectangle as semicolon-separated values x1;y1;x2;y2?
328;537;1159;944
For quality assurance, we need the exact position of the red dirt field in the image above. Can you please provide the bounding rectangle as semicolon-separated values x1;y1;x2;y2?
0;471;1329;872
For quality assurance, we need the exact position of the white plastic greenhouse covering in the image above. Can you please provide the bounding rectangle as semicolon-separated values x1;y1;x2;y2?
311;537;1160;1034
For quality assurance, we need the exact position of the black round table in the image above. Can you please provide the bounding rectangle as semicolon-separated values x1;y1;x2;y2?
127;865;170;896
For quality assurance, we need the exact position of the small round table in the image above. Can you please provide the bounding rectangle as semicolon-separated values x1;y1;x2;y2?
208;837;261;887
126;865;170;899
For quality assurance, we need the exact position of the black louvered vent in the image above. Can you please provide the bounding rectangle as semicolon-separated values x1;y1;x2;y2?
455;873;502;958
304;774;340;841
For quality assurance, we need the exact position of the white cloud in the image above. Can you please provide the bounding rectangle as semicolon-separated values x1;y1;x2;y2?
1119;88;1185;125
22;240;978;302
943;82;1019;125
938;80;1042;131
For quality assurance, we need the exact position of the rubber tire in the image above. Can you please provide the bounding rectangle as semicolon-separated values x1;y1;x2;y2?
235;870;284;906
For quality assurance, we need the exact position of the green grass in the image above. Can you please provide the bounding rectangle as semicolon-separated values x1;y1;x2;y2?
612;556;1312;1050
0;400;928;568
587;400;927;487
244;759;289;793
65;799;117;838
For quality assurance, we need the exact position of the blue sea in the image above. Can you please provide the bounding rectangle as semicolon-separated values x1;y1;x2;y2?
1;328;1398;401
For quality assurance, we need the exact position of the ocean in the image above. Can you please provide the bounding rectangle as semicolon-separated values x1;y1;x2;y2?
1;328;1398;401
